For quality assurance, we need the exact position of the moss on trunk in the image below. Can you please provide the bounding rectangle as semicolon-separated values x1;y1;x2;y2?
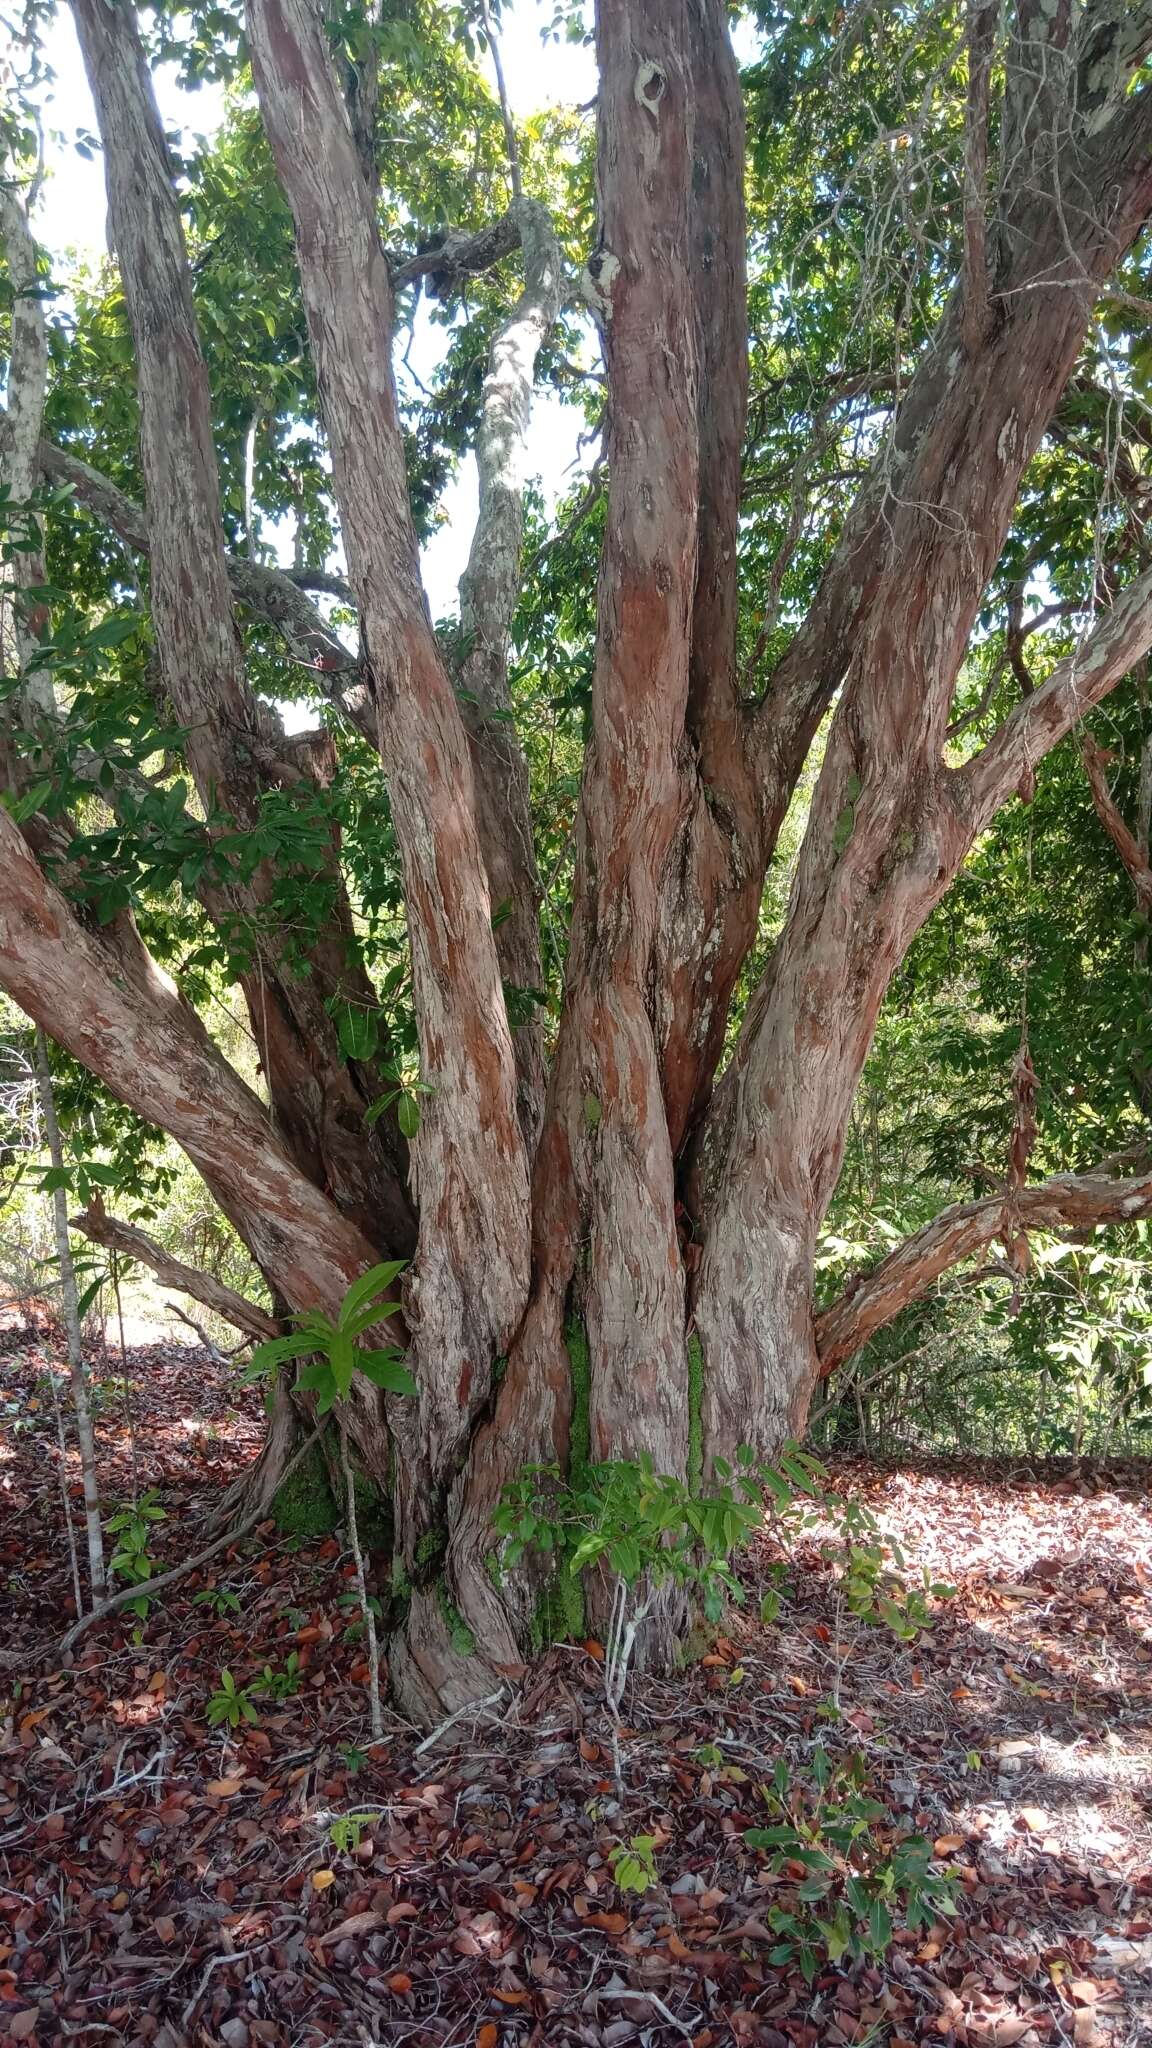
272;1436;391;1550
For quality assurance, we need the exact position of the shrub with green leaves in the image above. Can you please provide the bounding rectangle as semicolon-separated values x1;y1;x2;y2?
609;1835;660;1896
105;1490;166;1616
328;1809;381;1854
258;1651;303;1700
205;1669;261;1730
494;1444;821;1629
745;1749;958;1980
493;1446;823;1730
241;1260;415;1414
193;1586;241;1618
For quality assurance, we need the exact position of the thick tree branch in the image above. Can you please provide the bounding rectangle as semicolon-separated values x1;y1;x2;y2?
694;36;1152;1471
1082;732;1152;911
1077;1;1152;132
390;210;521;290
651;0;762;1154
958;563;1152;834
543;0;699;1474
246;0;530;1546
69;1206;278;1341
815;1162;1152;1371
458;196;563;1149
961;0;996;352
0;424;366;686
0;179;53;716
0;804;378;1313
69;0;415;1258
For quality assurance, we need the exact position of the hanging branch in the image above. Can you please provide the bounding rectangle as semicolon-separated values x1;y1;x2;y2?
479;0;522;203
815;1159;1152;1374
1082;733;1152;913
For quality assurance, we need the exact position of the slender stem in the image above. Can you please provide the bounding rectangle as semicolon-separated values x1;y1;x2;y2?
45;1360;84;1617
33;1029;106;1606
340;1419;384;1742
111;1249;141;1500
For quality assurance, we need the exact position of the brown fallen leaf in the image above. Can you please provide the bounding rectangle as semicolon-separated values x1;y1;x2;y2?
988;2021;1031;2046
318;1910;385;1944
206;1775;246;1798
1073;2015;1104;2047
1016;1808;1048;1832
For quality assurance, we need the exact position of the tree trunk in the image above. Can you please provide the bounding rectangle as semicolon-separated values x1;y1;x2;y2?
245;0;531;1575
71;0;415;1259
457;197;563;1154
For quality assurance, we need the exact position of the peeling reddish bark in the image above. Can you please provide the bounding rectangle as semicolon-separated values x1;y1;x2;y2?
458;199;563;1154
651;0;761;1162
0;806;377;1316
544;0;700;1481
244;0;530;1555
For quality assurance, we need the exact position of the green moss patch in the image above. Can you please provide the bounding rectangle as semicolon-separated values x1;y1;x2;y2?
687;1331;704;1494
271;1438;391;1553
271;1438;339;1540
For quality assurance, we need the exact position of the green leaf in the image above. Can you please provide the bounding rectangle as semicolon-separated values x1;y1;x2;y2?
5;780;53;823
336;1004;380;1061
339;1260;407;1329
357;1348;417;1396
75;1276;106;1319
396;1092;421;1139
240;1333;318;1383
363;1089;398;1128
867;1894;893;1954
328;1330;355;1400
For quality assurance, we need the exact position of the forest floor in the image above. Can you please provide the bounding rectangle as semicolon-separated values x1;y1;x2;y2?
0;1312;1150;2048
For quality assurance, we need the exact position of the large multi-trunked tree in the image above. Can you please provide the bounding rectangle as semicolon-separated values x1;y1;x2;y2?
3;0;1152;1717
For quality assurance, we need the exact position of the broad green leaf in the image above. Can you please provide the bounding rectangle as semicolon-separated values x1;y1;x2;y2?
356;1349;417;1396
339;1260;407;1329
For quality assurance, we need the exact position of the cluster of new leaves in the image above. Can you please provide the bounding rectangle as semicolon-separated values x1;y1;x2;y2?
241;1260;414;1414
